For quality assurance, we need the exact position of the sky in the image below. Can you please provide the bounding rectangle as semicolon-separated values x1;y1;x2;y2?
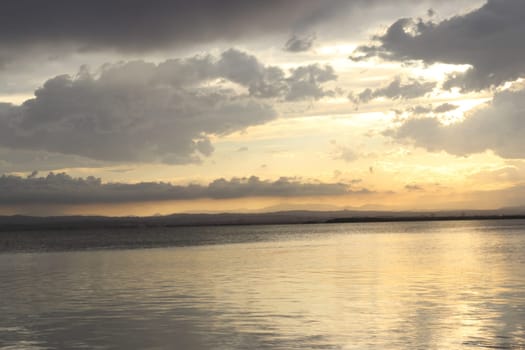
2;0;525;216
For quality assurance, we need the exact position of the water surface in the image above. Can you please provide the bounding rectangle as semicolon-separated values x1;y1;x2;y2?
1;220;525;349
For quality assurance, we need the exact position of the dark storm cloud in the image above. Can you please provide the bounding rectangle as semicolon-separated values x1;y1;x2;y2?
349;77;435;104
350;0;525;91
0;49;336;164
0;0;359;61
387;87;525;158
0;172;362;204
284;34;316;52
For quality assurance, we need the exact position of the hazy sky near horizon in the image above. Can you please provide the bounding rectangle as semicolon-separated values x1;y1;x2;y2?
2;0;525;215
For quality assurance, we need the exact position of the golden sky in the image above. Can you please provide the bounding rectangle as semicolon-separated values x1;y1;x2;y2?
2;0;525;215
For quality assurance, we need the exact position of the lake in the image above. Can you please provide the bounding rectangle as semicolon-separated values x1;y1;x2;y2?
1;220;525;349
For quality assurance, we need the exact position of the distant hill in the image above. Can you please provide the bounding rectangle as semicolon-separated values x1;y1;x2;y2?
1;207;525;231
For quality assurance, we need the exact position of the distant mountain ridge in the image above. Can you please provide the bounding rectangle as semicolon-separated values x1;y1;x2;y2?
1;207;525;231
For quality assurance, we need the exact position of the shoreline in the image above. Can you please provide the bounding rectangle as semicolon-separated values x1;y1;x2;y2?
1;213;525;232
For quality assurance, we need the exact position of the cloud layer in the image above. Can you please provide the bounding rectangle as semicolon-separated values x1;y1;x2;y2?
351;0;525;91
0;1;334;53
0;49;336;164
0;172;362;204
1;0;407;66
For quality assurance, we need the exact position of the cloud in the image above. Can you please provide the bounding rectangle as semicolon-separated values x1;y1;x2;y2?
0;2;321;49
349;77;435;104
408;105;432;114
0;49;336;164
468;162;525;184
216;49;337;100
284;34;316;52
0;172;367;205
405;184;423;191
0;1;463;56
351;0;525;91
332;145;358;163
404;102;459;115
0;147;107;173
433;103;459;113
387;87;525;158
285;64;337;101
0;0;380;64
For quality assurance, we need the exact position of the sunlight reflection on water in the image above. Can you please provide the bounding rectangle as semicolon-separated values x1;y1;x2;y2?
1;220;525;349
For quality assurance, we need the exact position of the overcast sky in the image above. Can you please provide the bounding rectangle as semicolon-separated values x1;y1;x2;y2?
3;0;525;215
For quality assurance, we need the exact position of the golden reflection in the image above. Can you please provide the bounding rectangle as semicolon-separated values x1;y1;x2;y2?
2;221;525;348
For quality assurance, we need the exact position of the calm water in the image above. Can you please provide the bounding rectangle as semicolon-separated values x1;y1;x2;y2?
1;220;525;349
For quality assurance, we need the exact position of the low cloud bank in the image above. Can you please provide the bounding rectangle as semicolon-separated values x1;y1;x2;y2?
0;172;368;204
